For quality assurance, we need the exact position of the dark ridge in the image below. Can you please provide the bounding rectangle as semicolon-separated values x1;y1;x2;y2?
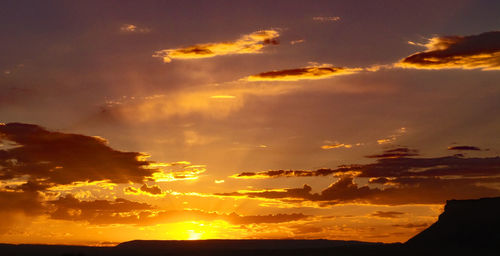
116;239;377;250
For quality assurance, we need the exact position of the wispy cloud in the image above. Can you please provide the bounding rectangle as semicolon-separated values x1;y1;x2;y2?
244;64;361;81
447;145;482;151
120;24;151;33
312;16;341;22
370;211;405;218
153;30;280;63
290;39;305;45
321;141;360;150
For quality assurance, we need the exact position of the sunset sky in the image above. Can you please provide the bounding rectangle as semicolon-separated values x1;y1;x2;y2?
1;0;500;245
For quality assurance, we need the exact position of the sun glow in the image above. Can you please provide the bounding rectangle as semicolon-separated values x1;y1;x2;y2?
167;221;235;240
187;230;203;240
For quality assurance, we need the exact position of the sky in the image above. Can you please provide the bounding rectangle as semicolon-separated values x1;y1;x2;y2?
1;0;500;245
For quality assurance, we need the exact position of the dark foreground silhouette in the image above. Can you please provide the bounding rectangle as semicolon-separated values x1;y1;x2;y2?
1;197;499;256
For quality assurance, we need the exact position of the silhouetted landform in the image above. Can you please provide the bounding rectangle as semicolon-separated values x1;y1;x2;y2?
1;197;499;256
406;197;500;248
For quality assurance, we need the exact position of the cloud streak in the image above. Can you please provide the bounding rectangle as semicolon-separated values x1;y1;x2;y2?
244;65;360;81
153;30;279;62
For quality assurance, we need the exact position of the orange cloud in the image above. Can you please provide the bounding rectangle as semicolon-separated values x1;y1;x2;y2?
149;161;206;182
245;65;360;81
321;141;353;150
398;31;500;70
377;127;407;144
153;30;279;62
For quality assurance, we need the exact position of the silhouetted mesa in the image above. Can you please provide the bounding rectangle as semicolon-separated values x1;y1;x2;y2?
406;197;500;249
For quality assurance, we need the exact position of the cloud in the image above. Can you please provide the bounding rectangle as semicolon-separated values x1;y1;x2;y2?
120;24;151;33
244;65;360;81
150;161;206;182
48;195;308;225
398;31;500;70
290;39;305;45
231;152;500;181
321;141;353;150
370;211;405;218
365;147;419;159
101;83;292;122
222;149;500;205
230;168;350;179
377;127;407;145
218;175;500;205
153;30;279;63
447;145;481;151
354;155;500;178
124;184;165;196
392;223;430;229
0;123;157;186
312;16;341;22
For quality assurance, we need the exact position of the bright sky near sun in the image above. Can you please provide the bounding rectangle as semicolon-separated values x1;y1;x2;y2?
0;0;500;246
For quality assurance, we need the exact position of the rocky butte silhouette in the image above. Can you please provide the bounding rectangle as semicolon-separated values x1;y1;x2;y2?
0;197;499;256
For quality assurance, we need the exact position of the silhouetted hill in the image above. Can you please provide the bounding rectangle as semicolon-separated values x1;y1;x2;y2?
406;197;500;249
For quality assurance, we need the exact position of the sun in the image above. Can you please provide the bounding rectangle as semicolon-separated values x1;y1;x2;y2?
187;230;203;240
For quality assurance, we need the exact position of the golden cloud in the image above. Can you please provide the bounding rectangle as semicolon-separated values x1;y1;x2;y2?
153;30;279;63
321;141;353;150
398;31;500;70
244;65;361;81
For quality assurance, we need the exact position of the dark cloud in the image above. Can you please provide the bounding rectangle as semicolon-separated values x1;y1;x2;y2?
392;223;430;229
0;189;45;216
221;150;500;205
231;153;500;180
448;145;481;151
231;168;343;179
0;123;157;186
245;65;360;81
365;147;419;159
371;211;405;218
0;122;163;229
125;184;163;196
399;31;500;70
355;155;500;178
218;175;500;205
